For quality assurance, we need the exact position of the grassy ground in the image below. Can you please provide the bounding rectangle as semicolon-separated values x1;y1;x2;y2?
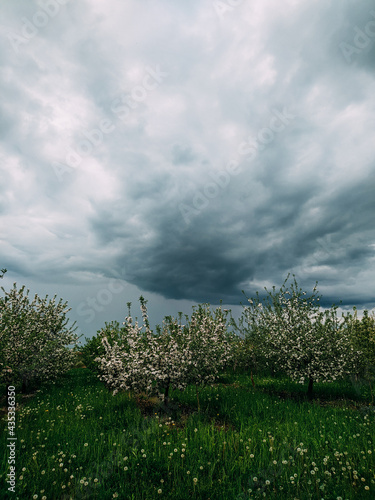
1;368;374;499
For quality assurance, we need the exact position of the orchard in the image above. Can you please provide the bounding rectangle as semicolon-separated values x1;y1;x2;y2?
1;274;375;499
1;274;373;400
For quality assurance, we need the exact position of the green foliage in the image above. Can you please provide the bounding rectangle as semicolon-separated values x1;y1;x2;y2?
226;335;256;374
343;308;375;378
80;320;128;372
0;268;6;279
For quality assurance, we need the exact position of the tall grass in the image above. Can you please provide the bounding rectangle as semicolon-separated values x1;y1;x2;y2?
1;368;374;499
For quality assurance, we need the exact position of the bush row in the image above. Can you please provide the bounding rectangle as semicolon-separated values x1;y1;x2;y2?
1;275;374;399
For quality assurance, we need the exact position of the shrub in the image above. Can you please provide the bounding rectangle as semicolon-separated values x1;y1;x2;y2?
236;275;361;397
225;335;256;374
0;283;79;391
80;321;127;372
96;298;235;408
343;308;375;382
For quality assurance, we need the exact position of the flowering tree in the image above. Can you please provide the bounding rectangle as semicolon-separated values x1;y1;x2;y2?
181;304;235;407
96;298;187;403
80;320;128;372
96;298;235;408
343;308;375;382
0;283;79;391
237;275;361;397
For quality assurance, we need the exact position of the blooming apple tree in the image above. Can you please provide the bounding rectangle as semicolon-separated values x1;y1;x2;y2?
95;298;235;407
343;307;375;381
80;320;129;372
237;275;361;397
0;283;79;391
180;304;235;406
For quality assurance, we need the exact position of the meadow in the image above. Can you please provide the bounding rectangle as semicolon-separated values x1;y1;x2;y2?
1;367;374;500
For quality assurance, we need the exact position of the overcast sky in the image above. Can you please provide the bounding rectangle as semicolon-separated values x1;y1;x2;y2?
1;0;375;339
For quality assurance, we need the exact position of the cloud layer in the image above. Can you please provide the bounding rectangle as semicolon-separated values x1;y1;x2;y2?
1;0;375;334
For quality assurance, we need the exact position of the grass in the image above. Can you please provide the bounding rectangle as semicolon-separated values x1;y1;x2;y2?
1;368;375;499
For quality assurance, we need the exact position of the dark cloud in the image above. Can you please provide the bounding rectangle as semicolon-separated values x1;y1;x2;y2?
1;0;375;337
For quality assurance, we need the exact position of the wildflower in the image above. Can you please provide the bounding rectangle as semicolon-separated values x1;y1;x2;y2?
84;443;88;447
193;478;198;483
158;490;162;494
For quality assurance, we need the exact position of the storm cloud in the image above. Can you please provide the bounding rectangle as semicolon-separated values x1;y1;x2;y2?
1;0;375;335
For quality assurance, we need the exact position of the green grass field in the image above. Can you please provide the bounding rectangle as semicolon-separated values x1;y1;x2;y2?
1;368;374;499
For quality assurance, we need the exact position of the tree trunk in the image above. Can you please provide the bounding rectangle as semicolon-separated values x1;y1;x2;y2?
250;370;255;388
164;378;170;408
307;378;314;399
22;377;28;393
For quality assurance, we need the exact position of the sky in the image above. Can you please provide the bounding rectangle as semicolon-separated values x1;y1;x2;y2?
0;0;375;341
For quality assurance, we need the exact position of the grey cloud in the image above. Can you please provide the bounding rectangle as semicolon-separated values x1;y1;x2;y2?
1;0;375;338
171;144;197;165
